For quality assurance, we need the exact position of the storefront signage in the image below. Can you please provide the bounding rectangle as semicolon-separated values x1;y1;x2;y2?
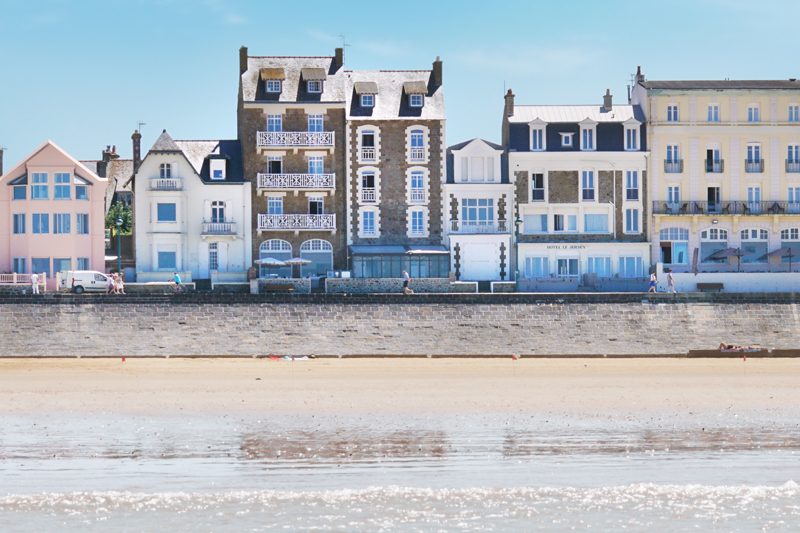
545;245;587;250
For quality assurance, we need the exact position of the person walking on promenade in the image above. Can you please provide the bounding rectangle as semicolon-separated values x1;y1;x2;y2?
30;272;39;295
115;273;126;295
648;272;657;293
667;270;676;293
107;273;116;295
402;270;414;294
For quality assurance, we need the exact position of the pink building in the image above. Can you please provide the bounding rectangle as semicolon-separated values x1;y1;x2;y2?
0;141;108;290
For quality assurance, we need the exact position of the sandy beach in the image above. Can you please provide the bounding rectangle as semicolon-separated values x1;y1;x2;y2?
1;357;797;415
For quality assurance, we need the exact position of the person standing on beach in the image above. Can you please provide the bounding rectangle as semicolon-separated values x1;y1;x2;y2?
30;272;39;295
667;271;676;293
402;270;414;294
648;272;657;293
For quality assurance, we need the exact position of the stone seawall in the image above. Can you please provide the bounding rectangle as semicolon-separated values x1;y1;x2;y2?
1;293;799;357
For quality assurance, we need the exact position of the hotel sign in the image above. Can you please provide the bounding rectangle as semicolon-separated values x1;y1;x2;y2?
545;245;587;250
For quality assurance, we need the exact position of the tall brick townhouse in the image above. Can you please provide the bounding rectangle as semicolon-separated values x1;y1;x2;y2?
237;47;348;279
345;59;448;279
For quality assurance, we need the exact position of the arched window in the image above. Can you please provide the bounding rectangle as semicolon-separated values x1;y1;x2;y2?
659;228;689;265
258;239;292;278
700;228;728;264
740;228;769;263
780;228;800;264
300;239;333;277
410;130;425;161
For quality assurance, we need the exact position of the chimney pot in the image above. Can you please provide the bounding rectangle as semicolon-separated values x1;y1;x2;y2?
0;148;4;177
603;89;613;111
239;46;248;74
432;56;443;86
334;47;344;69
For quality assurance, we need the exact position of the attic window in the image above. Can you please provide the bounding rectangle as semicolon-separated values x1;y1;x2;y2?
307;80;322;93
266;80;281;93
210;159;226;180
361;94;374;107
559;133;574;147
409;94;423;107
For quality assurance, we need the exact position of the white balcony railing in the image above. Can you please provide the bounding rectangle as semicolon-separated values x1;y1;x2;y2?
410;148;425;161
149;178;183;191
0;272;47;287
257;214;336;231
450;220;510;234
257;173;334;190
410;189;426;202
202;221;237;235
257;131;335;148
361;188;377;203
360;147;376;161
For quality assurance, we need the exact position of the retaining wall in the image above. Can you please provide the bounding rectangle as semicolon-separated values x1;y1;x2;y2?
1;293;799;357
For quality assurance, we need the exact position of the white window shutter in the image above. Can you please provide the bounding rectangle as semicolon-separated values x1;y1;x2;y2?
461;157;468;181
486;158;495;182
204;200;212;222
218;242;228;272
225;201;232;223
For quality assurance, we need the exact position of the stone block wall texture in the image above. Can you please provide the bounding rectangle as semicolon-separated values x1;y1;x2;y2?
258;278;311;294
325;277;459;294
1;293;799;357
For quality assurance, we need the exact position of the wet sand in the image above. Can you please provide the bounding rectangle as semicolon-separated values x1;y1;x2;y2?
0;357;797;415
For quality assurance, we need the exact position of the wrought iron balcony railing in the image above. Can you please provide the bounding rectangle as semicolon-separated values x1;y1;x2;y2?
787;160;800;173
257;173;334;190
653;200;797;216
664;160;683;173
705;159;724;173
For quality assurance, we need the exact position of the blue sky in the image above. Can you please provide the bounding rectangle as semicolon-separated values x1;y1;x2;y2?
1;0;798;166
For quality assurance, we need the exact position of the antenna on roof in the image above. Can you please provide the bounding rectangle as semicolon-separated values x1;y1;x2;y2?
138;121;146;135
335;35;351;49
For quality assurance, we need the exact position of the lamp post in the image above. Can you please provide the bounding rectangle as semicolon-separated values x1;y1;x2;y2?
513;216;523;281
115;217;123;274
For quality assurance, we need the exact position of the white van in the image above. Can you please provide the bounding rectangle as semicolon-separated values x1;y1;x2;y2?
59;270;111;294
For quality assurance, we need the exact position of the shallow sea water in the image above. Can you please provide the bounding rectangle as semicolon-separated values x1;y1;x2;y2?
1;410;799;531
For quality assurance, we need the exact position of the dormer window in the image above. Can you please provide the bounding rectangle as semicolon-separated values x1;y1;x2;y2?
307;80;322;93
559;133;574;148
410;94;423;107
580;123;596;151
531;128;545;150
361;94;374;107
210;159;226;180
266;80;281;93
625;126;639;150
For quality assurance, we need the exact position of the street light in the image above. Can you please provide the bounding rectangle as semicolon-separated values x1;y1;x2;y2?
115;217;123;274
514;216;523;282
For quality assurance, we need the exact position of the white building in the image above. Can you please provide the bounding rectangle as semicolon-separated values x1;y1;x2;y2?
132;130;252;284
444;138;514;281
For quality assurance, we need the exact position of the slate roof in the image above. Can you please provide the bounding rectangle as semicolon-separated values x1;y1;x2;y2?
345;70;445;120
241;56;346;102
150;130;182;152
509;105;644;124
173;140;244;184
446;138;506;185
447;138;503;152
641;80;800;90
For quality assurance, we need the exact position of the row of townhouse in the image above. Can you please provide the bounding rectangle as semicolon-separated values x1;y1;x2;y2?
2;50;798;292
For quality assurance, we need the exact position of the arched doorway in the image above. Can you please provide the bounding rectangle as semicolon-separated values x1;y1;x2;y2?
259;239;292;278
300;239;333;277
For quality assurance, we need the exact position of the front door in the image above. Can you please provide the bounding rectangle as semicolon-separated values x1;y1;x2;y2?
461;243;499;280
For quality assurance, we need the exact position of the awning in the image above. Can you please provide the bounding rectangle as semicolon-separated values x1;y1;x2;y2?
354;81;379;94
350;245;449;255
260;68;285;80
403;81;428;94
758;246;800;261
301;68;327;81
704;247;744;261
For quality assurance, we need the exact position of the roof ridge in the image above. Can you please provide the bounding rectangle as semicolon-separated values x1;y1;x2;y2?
249;55;332;59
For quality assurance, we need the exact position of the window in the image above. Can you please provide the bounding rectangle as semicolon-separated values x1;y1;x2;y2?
581;170;595;201
12;213;25;234
76;186;88;200
747;104;760;122
13;185;26;200
556;258;579;277
619;256;643;278
740;228;769;263
213;170;223;180
307;80;322;93
13;257;26;274
747;186;762;213
410;130;425;161
54;214;70;234
308;156;324;174
361;130;376;161
706;148;723;172
667;186;681;212
31;173;48;199
157;203;176;222
267;156;282;174
581;126;594;150
746;144;762;173
625;127;638;150
554;214;577;232
525;257;549;278
77;257;90;270
267;197;283;215
531;128;544;150
411;210;424;236
259;239;293;277
410;171;425;203
159;163;171;179
54;173;70;199
780;228;800;263
209;242;218;271
409;94;423;107
625;209;639;233
462;199;494;228
790;145;799;162
626;171;639;200
707;104;720;122
266;80;281;93
362;210;376;236
584;214;608;233
158;252;176;270
667;104;679;122
665;144;682;173
309;197;324;215
267;115;282;132
790;105;800;122
700;228;729;263
523;214;547;233
789;187;800;213
211;201;225;223
308;115;323;132
54;258;71;273
560;133;573;147
31;258;50;279
588;257;611;277
660;228;689;265
531;174;545;201
32;214;49;234
360;94;374;107
361;171;376;203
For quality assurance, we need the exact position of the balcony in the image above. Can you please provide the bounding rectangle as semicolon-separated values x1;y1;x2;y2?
201;221;237;236
787;160;800;173
450;220;510;234
149;178;183;191
704;159;724;173
652;200;795;216
410;189;426;203
361;188;377;203
256;131;335;149
257;173;334;192
409;148;425;162
745;159;764;173
257;213;336;232
360;147;376;162
664;160;683;173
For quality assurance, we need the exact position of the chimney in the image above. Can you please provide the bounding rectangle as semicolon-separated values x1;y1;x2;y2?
334;47;344;70
132;130;142;172
603;89;613;111
97;145;112;177
635;65;645;83
504;89;515;117
239;46;248;74
433;56;442;86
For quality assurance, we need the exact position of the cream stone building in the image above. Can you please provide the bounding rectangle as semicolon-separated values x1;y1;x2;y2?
631;69;800;272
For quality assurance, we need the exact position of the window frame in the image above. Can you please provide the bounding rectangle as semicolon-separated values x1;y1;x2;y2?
159;163;171;179
625;170;639;201
580;124;596;151
75;185;88;200
666;104;679;122
789;104;800;122
76;213;90;235
530;126;545;150
581;170;596;201
53;173;71;200
707;104;720;122
31;172;48;200
267;196;283;215
12;213;25;234
308;114;324;132
625;126;639;151
156;202;177;223
266;80;282;93
307;80;322;93
625;208;640;234
32;213;49;234
747;104;760;123
409;94;423;107
53;213;71;235
531;173;545;201
360;94;374;107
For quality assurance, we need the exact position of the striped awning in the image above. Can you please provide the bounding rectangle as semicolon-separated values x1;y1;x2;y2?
260;68;285;80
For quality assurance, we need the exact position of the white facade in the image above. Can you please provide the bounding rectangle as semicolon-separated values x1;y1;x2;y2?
133;133;252;283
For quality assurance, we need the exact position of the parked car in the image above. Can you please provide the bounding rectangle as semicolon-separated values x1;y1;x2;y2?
59;270;111;294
